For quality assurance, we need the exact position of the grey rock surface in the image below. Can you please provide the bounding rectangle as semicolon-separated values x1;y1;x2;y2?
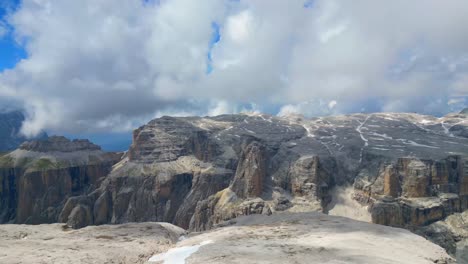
0;222;185;264
420;211;468;259
155;212;454;264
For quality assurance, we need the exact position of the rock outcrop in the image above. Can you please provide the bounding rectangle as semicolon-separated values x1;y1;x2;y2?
230;141;266;198
358;156;468;229
0;136;121;224
419;211;468;262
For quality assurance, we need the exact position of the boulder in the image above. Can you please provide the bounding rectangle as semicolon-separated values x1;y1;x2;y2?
67;204;93;229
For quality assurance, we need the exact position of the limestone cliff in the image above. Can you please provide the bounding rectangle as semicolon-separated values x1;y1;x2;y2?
0;136;121;224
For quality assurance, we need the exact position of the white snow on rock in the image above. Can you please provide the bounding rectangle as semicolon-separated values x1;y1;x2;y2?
148;240;214;264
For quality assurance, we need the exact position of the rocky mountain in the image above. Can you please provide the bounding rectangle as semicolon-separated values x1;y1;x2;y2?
0;111;47;151
1;111;468;260
46;111;466;256
0;136;121;224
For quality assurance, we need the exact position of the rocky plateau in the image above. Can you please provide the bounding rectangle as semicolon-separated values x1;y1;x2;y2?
0;213;455;264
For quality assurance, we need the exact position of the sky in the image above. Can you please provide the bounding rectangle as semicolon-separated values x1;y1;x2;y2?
0;0;468;150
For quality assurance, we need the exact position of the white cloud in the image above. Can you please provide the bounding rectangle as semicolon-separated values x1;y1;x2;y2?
319;22;348;43
225;10;253;44
277;100;339;117
207;100;236;116
1;0;468;136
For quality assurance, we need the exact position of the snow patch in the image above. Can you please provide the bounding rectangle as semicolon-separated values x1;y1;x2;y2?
396;139;439;149
420;119;431;124
441;121;454;137
355;116;370;162
148;240;214;264
303;125;315;137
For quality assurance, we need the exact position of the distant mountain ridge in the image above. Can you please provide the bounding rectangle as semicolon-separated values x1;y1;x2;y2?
0;111;47;151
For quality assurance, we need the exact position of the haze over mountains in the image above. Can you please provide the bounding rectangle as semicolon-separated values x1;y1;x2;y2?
0;110;47;151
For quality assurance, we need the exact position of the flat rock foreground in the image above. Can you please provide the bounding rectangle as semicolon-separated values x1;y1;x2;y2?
0;213;459;264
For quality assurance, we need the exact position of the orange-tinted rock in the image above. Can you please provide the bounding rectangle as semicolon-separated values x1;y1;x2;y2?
400;159;430;198
383;165;400;197
231;142;265;198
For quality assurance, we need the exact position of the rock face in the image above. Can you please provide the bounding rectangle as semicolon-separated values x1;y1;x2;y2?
58;112;468;239
230;141;266;198
0;111;47;151
0;136;121;224
419;211;468;259
364;156;468;228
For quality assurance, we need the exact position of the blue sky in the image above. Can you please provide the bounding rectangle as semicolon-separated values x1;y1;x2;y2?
0;0;25;71
206;22;220;74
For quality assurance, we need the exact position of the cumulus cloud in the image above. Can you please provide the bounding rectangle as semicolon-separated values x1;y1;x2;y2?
0;0;467;136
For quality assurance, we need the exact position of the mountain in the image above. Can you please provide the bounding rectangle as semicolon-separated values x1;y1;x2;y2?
1;111;468;260
44;112;465;255
0;111;47;151
0;136;121;224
